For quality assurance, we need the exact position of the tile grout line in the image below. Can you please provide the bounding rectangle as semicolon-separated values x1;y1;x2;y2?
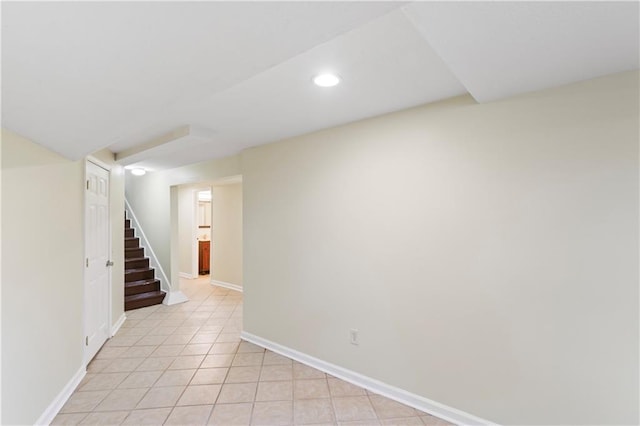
57;278;439;426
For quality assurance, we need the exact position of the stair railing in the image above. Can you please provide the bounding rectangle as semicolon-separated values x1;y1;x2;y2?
124;198;172;294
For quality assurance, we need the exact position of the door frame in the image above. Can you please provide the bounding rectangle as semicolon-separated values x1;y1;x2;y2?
193;186;212;276
83;157;113;365
191;188;199;277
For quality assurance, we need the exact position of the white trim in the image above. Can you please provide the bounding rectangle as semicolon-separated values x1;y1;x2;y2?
125;198;171;292
212;174;242;186
192;189;199;279
86;155;113;171
179;272;197;279
211;279;243;293
163;290;189;305
240;332;498;426
110;313;126;337
34;365;86;426
193;185;213;277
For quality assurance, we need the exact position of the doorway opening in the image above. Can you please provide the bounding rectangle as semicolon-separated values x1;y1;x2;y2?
197;189;212;277
174;176;243;293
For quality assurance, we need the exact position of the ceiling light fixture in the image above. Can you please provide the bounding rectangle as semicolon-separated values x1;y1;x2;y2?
313;73;341;87
131;168;146;176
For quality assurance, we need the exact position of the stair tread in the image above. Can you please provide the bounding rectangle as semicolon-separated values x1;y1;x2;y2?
125;278;159;287
124;218;164;310
125;257;149;262
125;267;154;273
125;290;165;301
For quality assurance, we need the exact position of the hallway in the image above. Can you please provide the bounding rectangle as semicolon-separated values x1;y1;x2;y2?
54;277;450;425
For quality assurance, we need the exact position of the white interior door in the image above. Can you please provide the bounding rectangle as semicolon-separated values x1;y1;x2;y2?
85;161;111;362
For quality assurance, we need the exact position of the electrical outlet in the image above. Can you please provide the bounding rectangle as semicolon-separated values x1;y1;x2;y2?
350;329;359;345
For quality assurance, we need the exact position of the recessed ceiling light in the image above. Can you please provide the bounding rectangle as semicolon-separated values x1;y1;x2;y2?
131;168;146;176
313;73;341;87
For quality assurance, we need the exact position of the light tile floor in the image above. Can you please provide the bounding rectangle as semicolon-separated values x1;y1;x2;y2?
54;277;452;426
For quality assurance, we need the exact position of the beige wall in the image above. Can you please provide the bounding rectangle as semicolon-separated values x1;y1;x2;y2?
1;131;126;424
120;70;639;424
211;182;243;286
175;181;242;284
1;129;85;425
0;126;2;424
125;171;173;282
241;71;639;425
125;156;241;282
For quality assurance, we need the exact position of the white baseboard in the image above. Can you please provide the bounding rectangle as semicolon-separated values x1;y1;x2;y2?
110;313;126;337
35;365;86;426
210;279;243;293
179;272;197;279
163;290;189;305
240;332;497;426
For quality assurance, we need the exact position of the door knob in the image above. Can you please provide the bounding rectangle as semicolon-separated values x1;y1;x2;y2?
106;260;114;267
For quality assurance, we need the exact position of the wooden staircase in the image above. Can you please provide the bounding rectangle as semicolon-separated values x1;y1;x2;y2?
124;215;166;310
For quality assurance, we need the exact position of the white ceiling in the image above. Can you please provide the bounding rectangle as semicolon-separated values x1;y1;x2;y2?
2;1;638;171
403;1;640;103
